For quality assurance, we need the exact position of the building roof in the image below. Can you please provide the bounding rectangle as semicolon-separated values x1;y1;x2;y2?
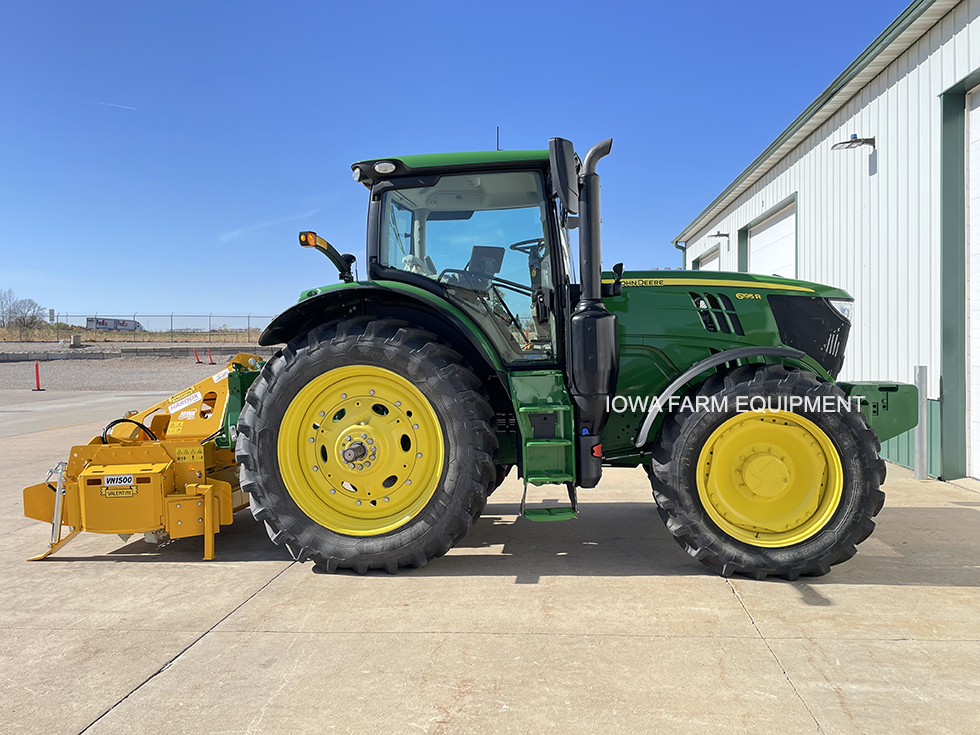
674;0;960;246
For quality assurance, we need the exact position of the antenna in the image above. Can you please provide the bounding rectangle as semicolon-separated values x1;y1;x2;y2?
496;126;500;151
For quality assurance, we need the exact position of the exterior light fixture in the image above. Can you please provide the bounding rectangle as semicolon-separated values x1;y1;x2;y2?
832;134;876;151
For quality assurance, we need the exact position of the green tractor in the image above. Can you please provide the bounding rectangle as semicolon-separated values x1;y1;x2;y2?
236;138;917;580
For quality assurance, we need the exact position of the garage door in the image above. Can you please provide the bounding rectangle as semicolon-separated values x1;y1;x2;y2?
698;248;720;271
748;204;796;277
967;90;980;477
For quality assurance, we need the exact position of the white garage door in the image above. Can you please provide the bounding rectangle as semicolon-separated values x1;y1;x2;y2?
748;204;796;277
967;90;980;477
698;248;721;271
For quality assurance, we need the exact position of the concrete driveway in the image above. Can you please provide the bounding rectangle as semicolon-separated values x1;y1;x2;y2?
1;388;978;735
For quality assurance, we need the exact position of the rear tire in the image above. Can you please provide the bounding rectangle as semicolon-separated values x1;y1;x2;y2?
649;363;885;580
236;318;497;573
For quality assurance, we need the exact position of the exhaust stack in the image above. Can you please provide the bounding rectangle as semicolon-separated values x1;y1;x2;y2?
568;138;618;488
578;138;613;302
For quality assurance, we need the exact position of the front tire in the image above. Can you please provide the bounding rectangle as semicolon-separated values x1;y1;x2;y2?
236;318;497;573
649;364;885;580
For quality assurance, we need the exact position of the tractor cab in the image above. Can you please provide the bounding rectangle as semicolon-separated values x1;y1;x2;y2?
350;141;619;492
372;169;560;364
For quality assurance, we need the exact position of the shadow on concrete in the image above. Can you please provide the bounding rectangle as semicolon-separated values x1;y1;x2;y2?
42;503;980;588
41;511;293;564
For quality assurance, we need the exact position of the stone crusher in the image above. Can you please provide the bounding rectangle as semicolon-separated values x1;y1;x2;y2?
22;353;264;560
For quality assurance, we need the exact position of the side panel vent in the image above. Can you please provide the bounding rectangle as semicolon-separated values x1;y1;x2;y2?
689;292;744;336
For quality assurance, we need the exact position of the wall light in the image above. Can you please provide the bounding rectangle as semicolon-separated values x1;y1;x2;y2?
832;134;876;151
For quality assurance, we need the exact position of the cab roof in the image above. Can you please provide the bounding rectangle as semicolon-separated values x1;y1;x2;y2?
351;149;549;187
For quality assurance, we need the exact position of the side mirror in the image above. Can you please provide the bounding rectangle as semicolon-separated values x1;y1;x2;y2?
601;263;624;298
549;137;579;215
299;231;356;283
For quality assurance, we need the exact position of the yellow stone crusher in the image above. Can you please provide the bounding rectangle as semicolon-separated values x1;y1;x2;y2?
22;353;264;560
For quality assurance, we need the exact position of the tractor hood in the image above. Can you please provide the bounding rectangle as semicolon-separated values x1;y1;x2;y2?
601;269;852;300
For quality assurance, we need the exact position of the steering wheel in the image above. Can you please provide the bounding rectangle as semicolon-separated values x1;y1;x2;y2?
509;238;546;256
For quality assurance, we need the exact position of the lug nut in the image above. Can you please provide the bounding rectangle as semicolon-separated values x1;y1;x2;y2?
369;390;375;395
361;433;367;439
367;438;373;445
320;411;325;417
412;424;419;430
341;393;347;399
384;496;390;502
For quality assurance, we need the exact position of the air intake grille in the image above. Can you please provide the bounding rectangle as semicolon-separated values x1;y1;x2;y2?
767;295;851;378
689;292;744;336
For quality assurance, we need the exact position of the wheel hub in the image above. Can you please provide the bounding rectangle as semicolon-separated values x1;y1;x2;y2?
740;450;789;499
340;440;370;465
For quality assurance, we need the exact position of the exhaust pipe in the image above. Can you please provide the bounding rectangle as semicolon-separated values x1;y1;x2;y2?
578;139;613;302
569;138;617;488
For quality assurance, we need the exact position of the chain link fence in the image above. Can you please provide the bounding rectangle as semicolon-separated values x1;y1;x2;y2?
2;313;275;344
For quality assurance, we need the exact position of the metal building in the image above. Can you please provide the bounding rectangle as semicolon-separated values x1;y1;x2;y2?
675;0;980;481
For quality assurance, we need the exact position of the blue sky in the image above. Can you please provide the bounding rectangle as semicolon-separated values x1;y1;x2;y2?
0;0;912;317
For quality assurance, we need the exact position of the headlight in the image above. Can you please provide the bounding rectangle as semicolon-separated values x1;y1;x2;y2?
828;298;854;324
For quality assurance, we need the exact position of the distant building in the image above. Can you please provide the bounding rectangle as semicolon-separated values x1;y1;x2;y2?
675;0;979;480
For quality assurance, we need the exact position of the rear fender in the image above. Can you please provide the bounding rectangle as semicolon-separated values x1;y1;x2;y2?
260;281;508;393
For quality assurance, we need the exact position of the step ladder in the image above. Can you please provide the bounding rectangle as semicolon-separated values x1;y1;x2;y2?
521;481;578;521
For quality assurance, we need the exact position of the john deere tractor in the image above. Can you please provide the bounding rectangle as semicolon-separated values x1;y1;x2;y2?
24;138;917;579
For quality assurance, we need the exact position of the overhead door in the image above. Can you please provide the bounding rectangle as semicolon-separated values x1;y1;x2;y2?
698;248;721;271
967;90;980;477
748;204;796;277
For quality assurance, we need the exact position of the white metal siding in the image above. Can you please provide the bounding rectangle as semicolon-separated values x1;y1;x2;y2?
682;0;980;403
968;88;980;476
748;204;796;277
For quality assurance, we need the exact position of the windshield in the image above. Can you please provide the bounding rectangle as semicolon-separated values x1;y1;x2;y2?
380;170;556;363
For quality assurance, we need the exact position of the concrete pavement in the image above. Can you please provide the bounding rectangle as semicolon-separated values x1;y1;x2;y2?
1;390;978;735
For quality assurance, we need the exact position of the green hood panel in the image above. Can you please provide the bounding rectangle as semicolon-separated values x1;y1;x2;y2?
602;269;852;300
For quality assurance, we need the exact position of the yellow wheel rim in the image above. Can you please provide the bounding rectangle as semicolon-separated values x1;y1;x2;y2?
696;410;843;547
277;365;445;536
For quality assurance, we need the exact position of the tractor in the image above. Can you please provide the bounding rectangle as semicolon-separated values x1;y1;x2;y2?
24;137;918;580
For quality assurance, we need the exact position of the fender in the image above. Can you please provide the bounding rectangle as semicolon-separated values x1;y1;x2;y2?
260;280;507;385
633;346;808;448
